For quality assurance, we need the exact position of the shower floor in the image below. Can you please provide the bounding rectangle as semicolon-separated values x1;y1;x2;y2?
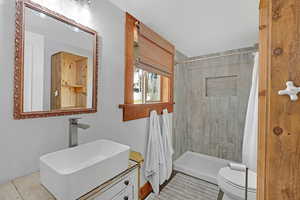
173;151;231;184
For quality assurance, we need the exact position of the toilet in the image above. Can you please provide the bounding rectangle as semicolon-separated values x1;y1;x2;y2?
217;166;257;200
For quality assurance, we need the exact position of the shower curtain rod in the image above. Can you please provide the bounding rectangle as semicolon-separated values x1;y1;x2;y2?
176;50;258;64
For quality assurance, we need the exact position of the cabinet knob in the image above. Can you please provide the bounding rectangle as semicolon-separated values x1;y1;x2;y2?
124;180;129;185
124;196;129;200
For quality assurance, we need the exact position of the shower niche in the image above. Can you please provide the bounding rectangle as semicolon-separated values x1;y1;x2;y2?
205;75;238;97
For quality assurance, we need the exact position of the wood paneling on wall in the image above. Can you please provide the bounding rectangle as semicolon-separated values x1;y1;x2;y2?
258;0;300;199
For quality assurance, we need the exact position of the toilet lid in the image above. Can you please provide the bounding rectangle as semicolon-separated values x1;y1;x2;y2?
218;167;257;191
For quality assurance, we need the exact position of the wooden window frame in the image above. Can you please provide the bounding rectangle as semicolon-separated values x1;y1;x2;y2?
119;13;174;121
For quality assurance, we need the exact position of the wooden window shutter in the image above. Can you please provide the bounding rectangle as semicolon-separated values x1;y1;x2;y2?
120;13;175;121
136;23;175;77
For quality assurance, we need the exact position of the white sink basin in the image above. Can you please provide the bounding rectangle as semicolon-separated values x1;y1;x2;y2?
40;140;130;200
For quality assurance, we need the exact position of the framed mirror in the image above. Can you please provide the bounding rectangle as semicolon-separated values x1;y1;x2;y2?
14;0;98;119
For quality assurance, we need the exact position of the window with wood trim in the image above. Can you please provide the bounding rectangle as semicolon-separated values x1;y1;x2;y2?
119;13;175;121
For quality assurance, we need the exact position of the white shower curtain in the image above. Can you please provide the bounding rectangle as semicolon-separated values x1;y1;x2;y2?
242;52;259;172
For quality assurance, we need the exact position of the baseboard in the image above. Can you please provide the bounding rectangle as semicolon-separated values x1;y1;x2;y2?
140;182;153;200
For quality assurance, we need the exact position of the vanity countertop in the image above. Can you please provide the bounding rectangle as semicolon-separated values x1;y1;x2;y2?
0;152;143;200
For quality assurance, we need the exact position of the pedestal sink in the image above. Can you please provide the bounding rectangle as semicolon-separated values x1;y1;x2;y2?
40;140;130;200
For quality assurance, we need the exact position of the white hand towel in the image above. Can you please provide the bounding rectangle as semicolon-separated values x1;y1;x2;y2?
145;110;166;195
162;109;174;180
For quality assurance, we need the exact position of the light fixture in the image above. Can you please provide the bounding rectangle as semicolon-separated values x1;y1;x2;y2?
72;27;80;32
39;13;46;18
74;0;92;5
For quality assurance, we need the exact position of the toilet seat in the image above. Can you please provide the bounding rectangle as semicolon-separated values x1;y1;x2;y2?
217;167;257;200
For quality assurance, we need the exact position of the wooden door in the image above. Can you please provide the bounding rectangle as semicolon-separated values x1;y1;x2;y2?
258;0;300;200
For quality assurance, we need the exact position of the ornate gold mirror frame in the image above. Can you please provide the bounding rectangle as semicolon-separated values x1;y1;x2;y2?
14;0;99;119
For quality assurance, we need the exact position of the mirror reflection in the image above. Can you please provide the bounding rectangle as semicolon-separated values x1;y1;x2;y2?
23;7;95;112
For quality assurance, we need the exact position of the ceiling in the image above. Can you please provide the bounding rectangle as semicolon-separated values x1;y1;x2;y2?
108;0;259;57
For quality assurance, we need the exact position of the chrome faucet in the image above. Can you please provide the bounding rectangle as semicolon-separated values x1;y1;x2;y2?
69;118;90;147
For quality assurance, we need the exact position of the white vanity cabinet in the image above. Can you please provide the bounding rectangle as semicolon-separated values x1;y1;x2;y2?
92;166;139;200
0;161;141;200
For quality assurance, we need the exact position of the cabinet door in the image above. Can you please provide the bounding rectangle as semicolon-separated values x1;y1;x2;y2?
112;190;126;200
93;182;126;200
126;169;138;200
92;167;138;200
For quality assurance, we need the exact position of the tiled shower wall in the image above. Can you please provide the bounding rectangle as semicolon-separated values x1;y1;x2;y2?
173;51;189;159
174;47;256;162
